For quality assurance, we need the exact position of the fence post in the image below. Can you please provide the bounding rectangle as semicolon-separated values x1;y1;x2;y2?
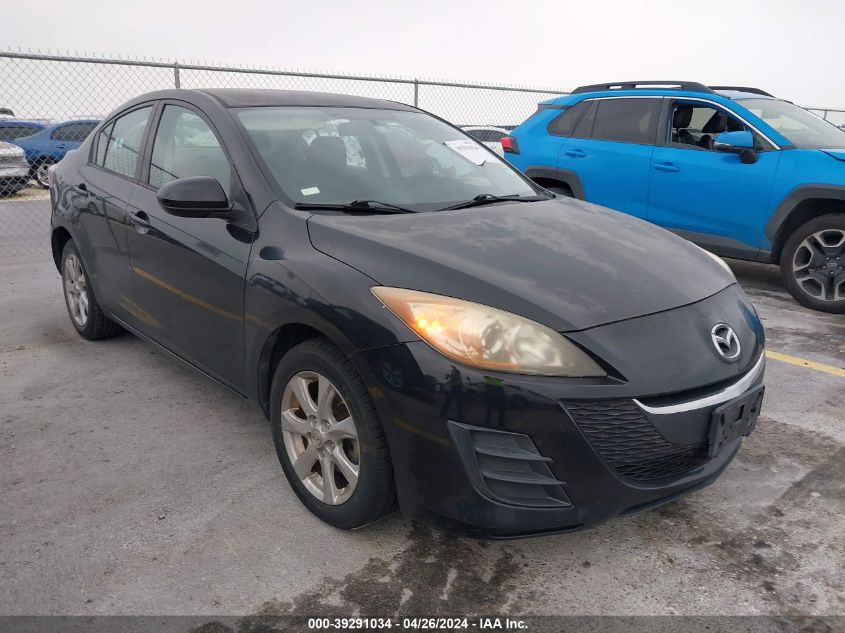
413;79;419;107
174;62;181;89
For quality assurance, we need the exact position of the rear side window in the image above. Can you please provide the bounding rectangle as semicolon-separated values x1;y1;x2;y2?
571;101;597;138
102;106;152;178
95;123;113;166
52;122;98;142
591;98;660;144
548;102;589;137
0;124;41;140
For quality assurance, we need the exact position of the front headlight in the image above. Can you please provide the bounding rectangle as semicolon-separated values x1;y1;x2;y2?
371;287;606;377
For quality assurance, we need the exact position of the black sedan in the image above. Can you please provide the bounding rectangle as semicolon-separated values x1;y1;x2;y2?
49;89;765;537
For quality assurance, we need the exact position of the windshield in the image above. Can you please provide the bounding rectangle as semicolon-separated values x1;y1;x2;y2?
742;99;845;149
236;107;537;210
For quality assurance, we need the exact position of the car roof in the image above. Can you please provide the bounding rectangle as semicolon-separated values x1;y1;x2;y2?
118;88;416;112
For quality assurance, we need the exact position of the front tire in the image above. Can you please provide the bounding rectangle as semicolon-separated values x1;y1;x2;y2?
270;338;395;529
61;241;121;339
780;214;845;313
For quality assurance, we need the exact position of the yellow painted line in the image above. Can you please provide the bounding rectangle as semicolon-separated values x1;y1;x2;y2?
766;350;845;378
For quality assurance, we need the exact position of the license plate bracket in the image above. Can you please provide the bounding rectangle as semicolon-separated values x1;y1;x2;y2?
708;385;764;458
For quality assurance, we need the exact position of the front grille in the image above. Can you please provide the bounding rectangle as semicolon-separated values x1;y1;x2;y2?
560;399;709;482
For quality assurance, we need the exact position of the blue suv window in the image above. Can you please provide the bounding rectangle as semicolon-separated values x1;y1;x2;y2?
591;98;660;144
548;102;589;137
668;102;772;151
571;101;597;138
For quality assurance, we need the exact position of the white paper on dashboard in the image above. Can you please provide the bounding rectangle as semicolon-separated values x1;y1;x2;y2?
444;139;499;166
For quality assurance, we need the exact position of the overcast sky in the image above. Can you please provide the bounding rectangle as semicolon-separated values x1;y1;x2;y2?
5;0;844;107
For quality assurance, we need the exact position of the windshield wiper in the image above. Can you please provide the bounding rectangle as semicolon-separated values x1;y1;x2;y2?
294;200;415;214
437;193;550;212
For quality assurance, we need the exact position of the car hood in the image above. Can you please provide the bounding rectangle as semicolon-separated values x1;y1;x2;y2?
306;198;736;332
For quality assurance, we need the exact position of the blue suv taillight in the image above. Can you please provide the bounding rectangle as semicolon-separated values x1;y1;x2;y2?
501;135;519;154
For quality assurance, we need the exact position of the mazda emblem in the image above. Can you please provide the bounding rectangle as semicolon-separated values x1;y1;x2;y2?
711;323;741;362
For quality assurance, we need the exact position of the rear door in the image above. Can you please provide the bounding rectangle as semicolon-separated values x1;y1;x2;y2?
73;105;155;325
126;101;252;392
647;99;781;257
556;97;660;219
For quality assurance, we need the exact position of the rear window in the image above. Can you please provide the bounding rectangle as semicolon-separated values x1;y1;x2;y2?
591;98;660;144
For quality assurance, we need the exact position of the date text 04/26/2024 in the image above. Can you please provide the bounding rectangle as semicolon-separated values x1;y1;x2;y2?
307;617;528;630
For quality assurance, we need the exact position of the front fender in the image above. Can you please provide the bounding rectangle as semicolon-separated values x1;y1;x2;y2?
243;203;418;408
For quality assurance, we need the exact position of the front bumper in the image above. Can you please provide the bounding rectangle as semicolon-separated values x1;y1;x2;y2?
353;284;765;538
0;164;30;180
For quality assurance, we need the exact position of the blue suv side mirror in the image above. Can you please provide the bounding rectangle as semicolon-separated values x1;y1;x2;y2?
714;131;757;164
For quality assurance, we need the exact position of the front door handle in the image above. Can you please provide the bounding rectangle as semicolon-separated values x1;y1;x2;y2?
73;183;88;195
653;162;680;173
564;149;587;159
128;210;152;233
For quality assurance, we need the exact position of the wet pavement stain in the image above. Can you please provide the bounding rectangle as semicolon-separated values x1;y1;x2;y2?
654;419;845;616
189;523;528;632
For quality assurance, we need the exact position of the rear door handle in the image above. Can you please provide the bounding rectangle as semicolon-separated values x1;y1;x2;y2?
564;149;587;159
73;183;88;195
653;162;680;173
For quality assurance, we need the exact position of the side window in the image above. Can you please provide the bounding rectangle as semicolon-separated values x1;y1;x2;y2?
668;102;769;151
0;125;40;140
591;98;660;144
95;123;113;166
52;123;97;142
548;102;589;137
571;101;597;139
102;107;152;178
149;105;231;193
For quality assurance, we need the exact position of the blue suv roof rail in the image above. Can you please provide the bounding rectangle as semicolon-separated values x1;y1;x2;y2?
571;81;715;95
708;86;774;97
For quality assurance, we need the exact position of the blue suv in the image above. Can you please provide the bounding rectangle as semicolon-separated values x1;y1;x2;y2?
504;81;845;313
14;119;100;188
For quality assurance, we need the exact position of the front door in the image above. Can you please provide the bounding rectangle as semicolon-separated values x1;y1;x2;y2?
125;102;253;392
647;100;782;257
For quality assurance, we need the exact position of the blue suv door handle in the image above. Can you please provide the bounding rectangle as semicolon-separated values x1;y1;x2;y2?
564;149;587;159
653;162;680;173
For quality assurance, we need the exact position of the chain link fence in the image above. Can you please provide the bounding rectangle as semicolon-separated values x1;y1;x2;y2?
0;50;567;261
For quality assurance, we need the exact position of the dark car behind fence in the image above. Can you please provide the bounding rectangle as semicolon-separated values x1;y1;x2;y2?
0;50;566;260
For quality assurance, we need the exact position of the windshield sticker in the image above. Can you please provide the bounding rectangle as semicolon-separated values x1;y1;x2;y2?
301;187;320;196
444;139;499;166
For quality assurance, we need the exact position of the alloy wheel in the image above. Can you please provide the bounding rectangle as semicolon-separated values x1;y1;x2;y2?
792;229;845;302
64;253;89;327
280;371;360;505
36;162;51;188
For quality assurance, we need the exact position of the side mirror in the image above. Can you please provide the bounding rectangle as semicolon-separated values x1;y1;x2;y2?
714;131;757;164
157;176;232;218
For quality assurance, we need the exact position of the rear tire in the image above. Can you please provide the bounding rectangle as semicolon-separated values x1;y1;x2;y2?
61;240;121;339
780;213;845;313
270;338;395;529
